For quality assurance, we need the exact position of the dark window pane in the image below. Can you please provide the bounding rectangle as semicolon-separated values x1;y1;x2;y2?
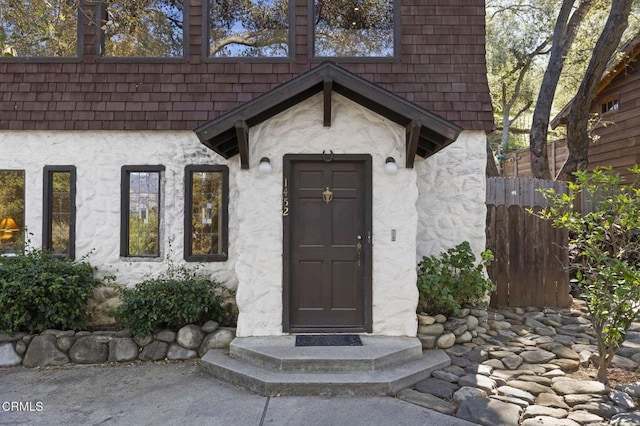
51;172;71;255
128;171;160;256
208;0;289;58
314;0;394;57
103;0;184;57
0;170;25;252
0;0;78;57
190;171;223;255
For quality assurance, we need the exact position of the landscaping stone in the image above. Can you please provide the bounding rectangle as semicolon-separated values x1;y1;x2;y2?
455;331;472;344
456;397;522;426
14;340;27;355
155;329;176;343
397;389;456;415
520;417;580;426
419;324;445;335
167;344;197;360
520;349;556;364
431;370;460;383
414;378;459;400
563;394;608;406
551;377;609;395
417;314;435;326
502;355;523;370
133;335;153;347
506;380;553;396
177;325;205;350
108;338;139;362
139;341;169;361
521;405;568;420
615;382;640;398
538;342;580;360
199;329;234;356
452;386;487;403
572;401;625;419
418;335;436;349
434;314;447;323
497;385;535;404
69;337;109;364
609;389;636;410
566;410;604;424
0;343;22;367
458;374;497;393
489;395;530;408
611;412;640;426
535;392;570;409
23;335;69;368
435;333;456;349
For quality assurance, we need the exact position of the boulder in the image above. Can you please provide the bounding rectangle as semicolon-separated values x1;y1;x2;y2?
155;329;176;343
397;389;456;415
551;377;609;395
0;343;22;367
452;386;487;403
414;378;459;400
23;335;69;368
199;329;234;356
108;338;139;362
457;397;522;426
139;341;168;361
69;337;109;364
167;344;198;360
435;333;456;349
177;325;205;350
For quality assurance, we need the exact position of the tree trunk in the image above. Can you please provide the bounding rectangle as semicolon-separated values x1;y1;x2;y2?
486;141;500;177
557;0;635;181
529;0;594;179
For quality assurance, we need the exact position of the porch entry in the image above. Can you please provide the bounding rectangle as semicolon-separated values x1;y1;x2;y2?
283;154;372;333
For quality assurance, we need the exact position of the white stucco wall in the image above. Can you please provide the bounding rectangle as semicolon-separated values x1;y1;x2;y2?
235;93;419;337
0;131;239;289
0;98;487;339
414;131;488;261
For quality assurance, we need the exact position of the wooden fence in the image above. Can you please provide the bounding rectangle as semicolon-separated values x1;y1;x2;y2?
486;177;572;308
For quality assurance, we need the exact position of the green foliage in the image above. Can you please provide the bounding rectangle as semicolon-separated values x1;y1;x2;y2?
0;249;101;333
416;242;495;316
537;166;640;382
116;265;235;336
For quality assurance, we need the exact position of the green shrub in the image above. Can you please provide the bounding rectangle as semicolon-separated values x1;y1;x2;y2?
416;241;495;316
116;265;235;336
0;249;102;333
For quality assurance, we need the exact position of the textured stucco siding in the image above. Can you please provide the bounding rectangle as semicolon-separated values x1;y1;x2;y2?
415;131;488;261
0;131;239;289
235;93;419;337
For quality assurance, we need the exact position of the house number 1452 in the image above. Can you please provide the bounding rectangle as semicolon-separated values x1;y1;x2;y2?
282;178;289;217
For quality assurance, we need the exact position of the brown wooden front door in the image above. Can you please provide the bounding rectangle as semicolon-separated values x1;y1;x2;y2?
283;154;372;333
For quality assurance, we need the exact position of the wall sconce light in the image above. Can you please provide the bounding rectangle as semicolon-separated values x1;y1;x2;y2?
384;157;398;175
258;157;272;174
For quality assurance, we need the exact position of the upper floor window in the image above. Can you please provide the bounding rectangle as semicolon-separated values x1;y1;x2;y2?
101;0;184;58
208;0;289;58
601;98;619;114
0;170;25;253
121;166;164;258
43;166;76;259
313;0;396;58
0;0;78;57
184;165;228;261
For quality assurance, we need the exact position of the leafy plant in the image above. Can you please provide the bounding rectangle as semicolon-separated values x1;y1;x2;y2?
536;166;640;383
416;241;495;316
0;249;101;333
115;265;236;336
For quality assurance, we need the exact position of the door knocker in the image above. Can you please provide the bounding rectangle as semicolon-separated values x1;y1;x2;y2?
322;150;334;162
322;187;333;204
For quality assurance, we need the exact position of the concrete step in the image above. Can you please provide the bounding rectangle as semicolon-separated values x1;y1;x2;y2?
201;337;450;396
229;336;424;372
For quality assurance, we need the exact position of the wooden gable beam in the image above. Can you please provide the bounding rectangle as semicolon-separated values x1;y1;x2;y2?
406;120;422;168
235;120;250;169
323;77;332;127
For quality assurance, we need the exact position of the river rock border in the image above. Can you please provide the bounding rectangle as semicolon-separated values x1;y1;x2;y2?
418;307;489;350
0;321;235;368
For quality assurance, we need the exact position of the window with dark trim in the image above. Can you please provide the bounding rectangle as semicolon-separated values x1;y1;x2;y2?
43;166;76;259
312;0;397;58
100;0;185;58
207;0;290;58
121;165;164;258
0;170;25;253
601;98;619;114
184;165;228;262
0;0;79;58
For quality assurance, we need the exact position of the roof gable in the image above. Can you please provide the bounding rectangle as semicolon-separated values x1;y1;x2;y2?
194;62;462;169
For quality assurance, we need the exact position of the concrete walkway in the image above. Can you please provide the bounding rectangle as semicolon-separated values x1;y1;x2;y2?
0;362;477;426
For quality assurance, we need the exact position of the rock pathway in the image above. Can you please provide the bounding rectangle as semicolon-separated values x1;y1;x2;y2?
400;300;640;425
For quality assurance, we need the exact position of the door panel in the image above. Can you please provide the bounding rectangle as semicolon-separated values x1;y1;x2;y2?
285;157;371;332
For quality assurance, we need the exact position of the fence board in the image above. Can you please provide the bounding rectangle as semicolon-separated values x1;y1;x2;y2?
486;177;570;308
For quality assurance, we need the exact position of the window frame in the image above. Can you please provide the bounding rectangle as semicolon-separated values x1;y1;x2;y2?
120;165;165;258
0;169;26;254
600;96;620;114
184;165;229;262
308;0;401;62
0;1;82;62
42;166;77;259
203;0;295;62
97;0;189;62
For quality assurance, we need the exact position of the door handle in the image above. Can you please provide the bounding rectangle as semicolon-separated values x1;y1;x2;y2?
356;235;362;267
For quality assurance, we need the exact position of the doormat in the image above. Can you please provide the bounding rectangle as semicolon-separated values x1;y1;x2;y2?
295;335;362;347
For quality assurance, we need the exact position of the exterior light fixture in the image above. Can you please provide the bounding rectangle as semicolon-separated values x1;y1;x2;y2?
258;157;272;174
384;157;398;175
